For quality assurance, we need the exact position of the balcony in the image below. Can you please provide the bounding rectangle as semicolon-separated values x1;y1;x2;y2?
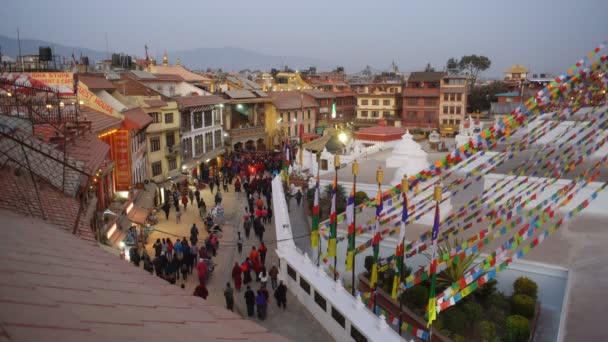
165;144;181;157
228;126;266;141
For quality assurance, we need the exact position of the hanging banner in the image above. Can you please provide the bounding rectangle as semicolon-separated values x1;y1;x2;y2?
113;130;132;191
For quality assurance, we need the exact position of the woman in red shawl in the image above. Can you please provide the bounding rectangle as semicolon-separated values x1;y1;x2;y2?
232;262;242;291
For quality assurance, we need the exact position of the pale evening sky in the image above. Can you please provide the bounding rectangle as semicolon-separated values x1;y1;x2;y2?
1;0;607;77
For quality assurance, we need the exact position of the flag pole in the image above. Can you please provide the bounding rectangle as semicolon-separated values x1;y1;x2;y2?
316;152;322;266
370;166;383;289
398;174;409;336
333;155;340;281
351;159;359;296
427;181;443;338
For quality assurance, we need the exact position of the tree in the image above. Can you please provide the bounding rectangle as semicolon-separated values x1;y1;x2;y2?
458;55;491;85
425;238;481;291
446;58;459;72
468;81;511;112
424;62;435;72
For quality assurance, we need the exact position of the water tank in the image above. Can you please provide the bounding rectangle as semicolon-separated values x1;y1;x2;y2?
39;47;52;61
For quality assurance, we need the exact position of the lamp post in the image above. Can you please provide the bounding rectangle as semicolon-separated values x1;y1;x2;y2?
398;174;409;336
333;154;340;281
351;159;359;297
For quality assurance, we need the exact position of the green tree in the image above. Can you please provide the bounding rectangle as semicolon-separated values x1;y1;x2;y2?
446;58;459;72
513;277;538;300
402;284;429;310
425;238;481;291
480;321;496;342
320;183;347;220
424;62;435;72
354;191;368;206
468;81;511;112
506;315;530;342
458;55;492;85
511;294;535;319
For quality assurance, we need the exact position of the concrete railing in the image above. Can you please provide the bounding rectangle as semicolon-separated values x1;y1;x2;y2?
272;176;406;342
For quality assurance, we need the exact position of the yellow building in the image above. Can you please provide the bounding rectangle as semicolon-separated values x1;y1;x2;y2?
504;65;529;81
270;72;311;91
439;75;468;137
353;83;402;123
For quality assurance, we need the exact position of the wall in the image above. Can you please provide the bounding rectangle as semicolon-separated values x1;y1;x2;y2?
272;177;406;342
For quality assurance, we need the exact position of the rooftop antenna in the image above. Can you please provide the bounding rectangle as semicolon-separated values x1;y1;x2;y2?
104;32;110;60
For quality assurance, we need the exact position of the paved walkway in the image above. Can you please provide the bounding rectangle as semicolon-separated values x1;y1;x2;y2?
137;180;332;342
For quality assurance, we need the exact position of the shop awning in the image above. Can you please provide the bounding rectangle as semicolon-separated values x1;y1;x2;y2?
127;207;149;225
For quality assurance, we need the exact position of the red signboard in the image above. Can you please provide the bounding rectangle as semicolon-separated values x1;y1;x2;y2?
113;130;131;191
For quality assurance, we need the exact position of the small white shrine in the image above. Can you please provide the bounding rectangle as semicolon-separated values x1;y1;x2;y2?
386;130;430;184
455;115;485;147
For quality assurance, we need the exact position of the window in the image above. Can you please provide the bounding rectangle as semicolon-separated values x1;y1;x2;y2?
149;112;161;123
361;99;369;105
307;110;311;120
182;137;192;159
424;111;436;121
407;111;417;119
383;111;390;116
383;99;390;106
442;119;448;124
287;126;291;136
361;111;368;117
164;112;174;124
168;158;177;170
443;93;449;101
308;123;311;133
351;326;367;342
193;111;203;129
204;110;213;127
424;98;437;106
372;99;379;106
287;265;297;280
214;110;221;125
331;307;346;328
214;130;222;149
456;119;461;125
456;106;462;114
299;277;311;294
151;161;162;176
166;132;175;147
287;112;291;122
314;291;327;311
406;98;417;106
443;106;449;114
449;93;456;101
294;125;298;135
205;132;213;152
371;111;379;118
194;135;204;156
449;106;455;114
456;93;463;101
150;137;160;152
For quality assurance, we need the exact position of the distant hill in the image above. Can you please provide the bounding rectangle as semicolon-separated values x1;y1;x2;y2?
0;35;332;72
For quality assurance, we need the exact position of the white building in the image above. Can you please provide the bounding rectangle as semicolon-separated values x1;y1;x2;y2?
175;95;226;170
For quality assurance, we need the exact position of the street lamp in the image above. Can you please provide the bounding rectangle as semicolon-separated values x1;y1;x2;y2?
338;132;348;144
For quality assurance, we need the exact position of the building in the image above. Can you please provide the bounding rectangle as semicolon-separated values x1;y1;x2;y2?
123;70;209;98
267;91;319;146
490;92;522;120
438;75;468;137
352;82;402;125
222;89;270;151
303;89;336;124
504;65;529;81
175;95;226;171
271;72;311;91
402;71;444;131
216;74;262;92
121;107;153;185
147;52;214;92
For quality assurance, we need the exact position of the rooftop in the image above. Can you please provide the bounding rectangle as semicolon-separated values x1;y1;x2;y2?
268;91;318;110
78;75;116;91
0;209;287;342
495;92;520;97
122;107;153;130
302;89;336;100
174;95;225;109
504;65;529;74
148;65;212;83
407;72;445;82
80;106;123;134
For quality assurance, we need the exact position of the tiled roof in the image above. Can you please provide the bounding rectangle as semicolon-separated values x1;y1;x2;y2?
268;91;318;110
65;133;110;175
78;75;115;91
504;65;528;74
302;90;336;99
144;99;168;107
80;107;123;134
149;65;212;83
174;95;225;109
122;107;153;130
113;78;161;97
0;209;287;342
147;73;184;82
407;72;445;82
224;89;257;99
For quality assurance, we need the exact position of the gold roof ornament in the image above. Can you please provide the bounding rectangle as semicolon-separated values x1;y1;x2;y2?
162;49;168;66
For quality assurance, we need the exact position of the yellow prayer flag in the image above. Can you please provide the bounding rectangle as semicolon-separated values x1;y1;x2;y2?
370;263;378;287
345;250;354;272
327;238;336;257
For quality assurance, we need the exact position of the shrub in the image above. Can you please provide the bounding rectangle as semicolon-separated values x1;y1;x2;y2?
382;268;396;293
364;256;374;276
453;335;466;342
476;279;498;305
513;277;538;300
512;294;536;319
480;321;496;342
354;191;369;205
402;284;429;310
506;315;530;342
443;307;467;335
463;301;483;322
487;291;510;311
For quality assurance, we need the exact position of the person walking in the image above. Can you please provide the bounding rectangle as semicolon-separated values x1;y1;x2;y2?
193;283;209;299
259;266;268;288
243;217;252;239
224;283;234;312
244;286;256;317
209;178;215;193
258;242;267;266
274;280;287;310
269;263;279;290
235;178;241;199
232;262;242;291
295;189;303;207
249;246;259;264
182;194;189;210
153;238;162;258
194;188;201;204
266;206;273;223
256;290;267;320
237;232;243;255
163;202;170;220
176;207;182;224
188;188;194;205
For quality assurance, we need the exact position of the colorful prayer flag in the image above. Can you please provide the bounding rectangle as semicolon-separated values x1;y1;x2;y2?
392;191;408;300
345;184;356;271
427;202;441;327
311;173;320;248
328;175;338;257
371;184;383;287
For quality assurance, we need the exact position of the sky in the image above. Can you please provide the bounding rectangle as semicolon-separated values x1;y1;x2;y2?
2;0;607;77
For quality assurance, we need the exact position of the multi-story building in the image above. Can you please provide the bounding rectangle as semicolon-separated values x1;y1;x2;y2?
266;91;318;146
303;90;336;124
270;72;311;91
121;108;153;184
438;75;468;137
353;82;402;125
222;89;270;151
401;72;444;131
175;95;226;172
147;51;214;92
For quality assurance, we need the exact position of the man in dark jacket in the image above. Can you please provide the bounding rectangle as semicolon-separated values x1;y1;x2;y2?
274;280;287;309
244;286;255;317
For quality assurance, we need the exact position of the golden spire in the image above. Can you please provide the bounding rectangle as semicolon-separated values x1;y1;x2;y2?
162;49;168;66
176;57;181;66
